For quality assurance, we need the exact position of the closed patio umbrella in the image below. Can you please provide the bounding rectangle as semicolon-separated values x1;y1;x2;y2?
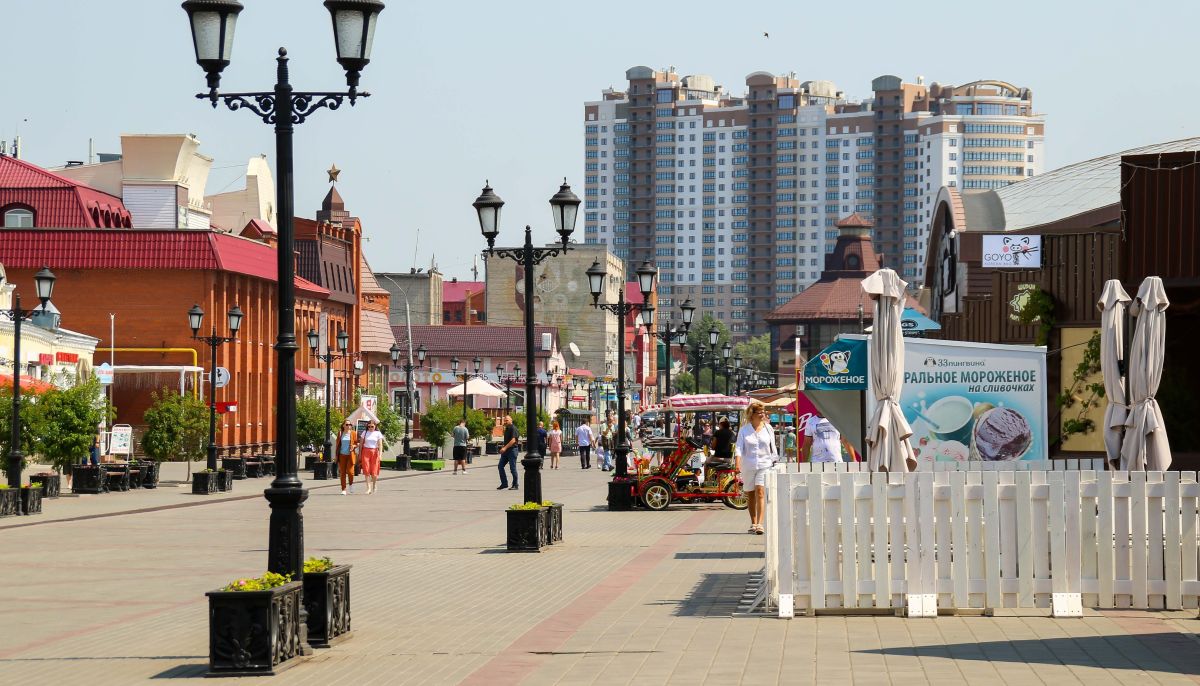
1121;276;1171;471
1097;280;1131;469
862;268;917;472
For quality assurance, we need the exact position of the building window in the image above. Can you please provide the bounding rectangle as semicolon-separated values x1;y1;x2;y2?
2;207;33;228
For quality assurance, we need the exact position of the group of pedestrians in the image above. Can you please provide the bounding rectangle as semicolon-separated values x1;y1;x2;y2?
572;410;635;471
333;419;385;495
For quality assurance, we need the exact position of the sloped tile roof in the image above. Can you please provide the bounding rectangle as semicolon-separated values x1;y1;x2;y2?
0;155;132;228
359;254;389;295
359;309;395;353
392;325;558;358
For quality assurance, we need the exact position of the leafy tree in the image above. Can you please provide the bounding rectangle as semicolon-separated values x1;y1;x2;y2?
733;334;771;374
374;397;404;444
514;406;551;438
140;389;208;463
465;406;493;440
25;379;111;474
673;372;696;395
418;401;459;447
0;386;40;462
296;397;343;453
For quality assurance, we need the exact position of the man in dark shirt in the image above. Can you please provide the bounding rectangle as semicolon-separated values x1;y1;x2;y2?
498;415;520;491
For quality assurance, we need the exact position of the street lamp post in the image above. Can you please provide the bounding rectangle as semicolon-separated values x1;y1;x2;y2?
708;325;720;396
721;342;732;395
1;267;56;489
390;342;425;457
642;297;694;433
586;259;657;479
733;354;743;395
307;328;349;464
183;0;386;582
500;363;519;415
695;343;706;393
474;179;580;506
190;303;245;473
453;356;482;424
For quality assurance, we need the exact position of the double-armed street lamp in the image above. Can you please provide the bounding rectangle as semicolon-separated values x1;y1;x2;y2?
642;297;694;431
586;259;657;478
189;303;245;473
182;0;385;583
708;325;721;395
473;179;580;505
721;341;732;394
307;327;349;463
390;341;425;456
451;356;482;424
499;363;520;415
2;268;56;488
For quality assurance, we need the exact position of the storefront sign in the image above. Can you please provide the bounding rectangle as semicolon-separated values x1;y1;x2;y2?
38;353;53;366
361;395;377;416
96;363;114;385
981;234;1041;268
55;352;79;364
803;338;867;390
900;339;1047;464
110;425;133;455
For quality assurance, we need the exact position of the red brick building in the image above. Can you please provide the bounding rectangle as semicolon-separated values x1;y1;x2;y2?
441;279;485;325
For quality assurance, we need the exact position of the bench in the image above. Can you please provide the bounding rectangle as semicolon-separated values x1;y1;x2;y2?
244;458;264;478
222;457;247;479
255;455;276;476
103;464;130;492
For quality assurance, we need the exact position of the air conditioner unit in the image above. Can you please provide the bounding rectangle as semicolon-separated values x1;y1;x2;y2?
541;332;552;351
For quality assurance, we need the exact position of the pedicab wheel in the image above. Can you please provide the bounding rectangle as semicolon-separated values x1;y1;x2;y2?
721;476;749;510
641;481;672;511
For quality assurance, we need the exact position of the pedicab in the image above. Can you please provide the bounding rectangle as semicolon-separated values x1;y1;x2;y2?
632;394;751;511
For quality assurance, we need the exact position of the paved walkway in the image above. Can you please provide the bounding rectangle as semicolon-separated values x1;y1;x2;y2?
3;460;1200;684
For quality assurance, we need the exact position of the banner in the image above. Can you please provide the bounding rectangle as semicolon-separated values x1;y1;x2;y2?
803;337;867;390
900;339;1047;465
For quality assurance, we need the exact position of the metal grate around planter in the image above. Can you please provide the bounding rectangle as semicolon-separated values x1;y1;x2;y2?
506;508;547;552
20;486;42;515
543;503;563;544
303;565;352;648
32;473;61;498
222;457;247;479
71;465;107;494
207;580;304;677
0;489;19;517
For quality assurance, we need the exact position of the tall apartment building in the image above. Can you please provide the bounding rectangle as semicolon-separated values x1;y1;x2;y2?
583;68;1044;337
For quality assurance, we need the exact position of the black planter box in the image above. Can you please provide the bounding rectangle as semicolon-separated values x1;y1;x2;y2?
543;503;563;544
256;455;276;476
104;465;130;492
506;508;547;552
207;580;304;677
217;470;234;492
192;471;218;495
486;442;500;455
0;488;18;517
71;465;107;494
137;462;160;489
303;564;352;648
222;457;247;480
31;473;60;498
312;461;335;480
607;480;636;511
20;486;42;515
303;453;318;471
393;454;411;471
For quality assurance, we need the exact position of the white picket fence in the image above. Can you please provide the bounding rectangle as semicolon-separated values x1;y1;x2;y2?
764;468;1200;618
788;458;1107;473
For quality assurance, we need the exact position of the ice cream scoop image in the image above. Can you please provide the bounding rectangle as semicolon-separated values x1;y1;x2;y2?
972;407;1032;461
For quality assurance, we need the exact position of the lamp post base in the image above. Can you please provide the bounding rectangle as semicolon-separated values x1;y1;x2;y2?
264;484;312;655
521;454;544;505
607;479;636;511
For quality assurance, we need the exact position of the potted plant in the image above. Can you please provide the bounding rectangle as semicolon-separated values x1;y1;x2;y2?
206;571;303;676
301;556;352;648
542;501;563;545
216;468;234;492
506;502;547;552
0;484;18;517
20;482;43;515
192;469;218;495
135;460;160;489
31;471;61;498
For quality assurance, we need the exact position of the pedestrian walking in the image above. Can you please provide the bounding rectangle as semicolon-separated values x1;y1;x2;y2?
598;412;615;471
783;425;799;463
537;421;548;458
736;400;776;535
89;425;103;465
335;420;358;495
576;420;594;469
452;418;470;474
497;415;519;491
548;420;563;469
358;420;384;494
802;414;854;463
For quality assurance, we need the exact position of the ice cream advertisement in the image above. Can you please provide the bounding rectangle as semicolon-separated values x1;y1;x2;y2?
899;339;1047;466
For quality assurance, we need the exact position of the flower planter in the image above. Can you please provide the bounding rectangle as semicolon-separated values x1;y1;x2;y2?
192;471;218;495
207;580;304;677
0;489;18;517
303;565;352;649
607;479;636;511
222;457;247;480
71;465;107;494
312;461;335;480
20;486;42;515
543;503;563;544
32;472;60;498
217;469;234;492
506;508;547;552
137;462;160;489
393;454;411;471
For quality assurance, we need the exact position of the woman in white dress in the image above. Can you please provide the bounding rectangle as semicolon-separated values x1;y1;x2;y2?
735;400;777;535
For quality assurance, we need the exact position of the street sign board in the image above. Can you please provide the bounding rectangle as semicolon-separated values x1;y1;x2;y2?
110;425;133;455
361;395;378;415
96;363;114;385
214;367;230;389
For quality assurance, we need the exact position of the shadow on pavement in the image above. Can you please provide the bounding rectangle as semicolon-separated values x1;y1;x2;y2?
674;551;762;560
672;572;756;617
857;632;1200;674
150;663;209;679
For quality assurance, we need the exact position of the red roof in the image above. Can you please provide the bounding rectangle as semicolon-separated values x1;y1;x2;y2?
567;368;594;378
295;369;325;385
392;325;558;357
0;155;132;228
625;282;645;304
442;280;484;303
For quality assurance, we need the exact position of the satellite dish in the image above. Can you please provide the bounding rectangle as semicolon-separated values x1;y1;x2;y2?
568;342;580;357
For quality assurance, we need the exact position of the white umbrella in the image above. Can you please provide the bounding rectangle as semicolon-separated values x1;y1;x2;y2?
1097;280;1131;469
862;268;917;472
447;377;506;398
1121;276;1171;471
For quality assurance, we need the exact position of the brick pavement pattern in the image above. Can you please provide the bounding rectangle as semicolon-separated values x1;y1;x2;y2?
3;463;1200;684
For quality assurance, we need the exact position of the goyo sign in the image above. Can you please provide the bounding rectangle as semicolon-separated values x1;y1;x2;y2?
981;234;1041;268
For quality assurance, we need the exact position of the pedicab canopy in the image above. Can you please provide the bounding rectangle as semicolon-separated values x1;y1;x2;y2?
641;394;751;413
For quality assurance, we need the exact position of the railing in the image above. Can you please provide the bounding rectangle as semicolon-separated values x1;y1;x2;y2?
788;458;1106;473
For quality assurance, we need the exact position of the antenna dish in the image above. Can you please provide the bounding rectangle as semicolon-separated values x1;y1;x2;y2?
568;342;581;357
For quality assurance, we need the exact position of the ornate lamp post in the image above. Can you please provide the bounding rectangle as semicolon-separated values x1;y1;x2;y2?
500;363;520;415
642;297;694;433
721;341;732;395
2;267;55;488
474;179;579;505
182;0;385;583
694;342;706;392
586;259;657;478
708;325;720;395
307;327;349;463
390;341;425;456
190;303;245;473
453;356;482;424
732;353;743;395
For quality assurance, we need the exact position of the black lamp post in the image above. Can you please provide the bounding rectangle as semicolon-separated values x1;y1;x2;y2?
733;353;743;395
708;325;720;396
308;327;349;463
390;341;425;456
474;179;579;506
190;303;245;473
643;297;693;433
2;267;55;489
695;342;706;392
453;356;481;424
721;341;732;395
586;259;657;478
500;363;519;415
183;0;384;584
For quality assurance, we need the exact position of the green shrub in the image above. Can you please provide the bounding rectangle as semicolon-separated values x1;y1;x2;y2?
296;397;342;451
141;389;207;462
222;571;292;592
24;379;111;473
303;556;334;573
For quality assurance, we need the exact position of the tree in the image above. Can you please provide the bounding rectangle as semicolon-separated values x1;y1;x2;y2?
418;401;459;447
296;397;343;452
515;406;551;438
673;372;696;395
465;406;493;440
733;333;771;373
24;379;111;474
373;397;404;444
140;389;208;463
0;386;41;462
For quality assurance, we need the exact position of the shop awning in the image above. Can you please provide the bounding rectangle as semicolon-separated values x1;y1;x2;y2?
0;374;55;393
295;370;325;385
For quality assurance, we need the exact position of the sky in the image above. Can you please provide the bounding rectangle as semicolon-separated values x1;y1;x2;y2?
5;1;1199;279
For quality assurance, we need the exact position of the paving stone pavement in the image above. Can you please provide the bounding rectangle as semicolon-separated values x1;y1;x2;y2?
3;460;1200;685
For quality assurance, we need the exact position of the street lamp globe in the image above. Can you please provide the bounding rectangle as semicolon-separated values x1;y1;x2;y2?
472;356;482;374
585;260;606;304
33;267;56;306
307;328;320;352
513;363;520;379
708;324;719;347
722;341;732;360
635;260;657;300
734;353;743;368
472;182;504;248
227;304;244;336
188;304;205;336
322;0;386;90
548;179;581;248
336;328;350;353
680;297;696;330
389;342;401;363
181;0;243;92
451;357;460;374
416;344;427;365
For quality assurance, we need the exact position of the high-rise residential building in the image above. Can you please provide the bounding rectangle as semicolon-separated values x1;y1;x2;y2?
584;68;1044;337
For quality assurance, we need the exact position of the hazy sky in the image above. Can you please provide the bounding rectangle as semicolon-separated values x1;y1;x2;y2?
6;1;1198;279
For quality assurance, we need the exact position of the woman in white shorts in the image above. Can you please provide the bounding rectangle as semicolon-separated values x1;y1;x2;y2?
736;400;777;535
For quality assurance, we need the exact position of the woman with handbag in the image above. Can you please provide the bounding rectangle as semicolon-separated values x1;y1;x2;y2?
735;400;776;535
335;421;358;495
358;420;385;494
